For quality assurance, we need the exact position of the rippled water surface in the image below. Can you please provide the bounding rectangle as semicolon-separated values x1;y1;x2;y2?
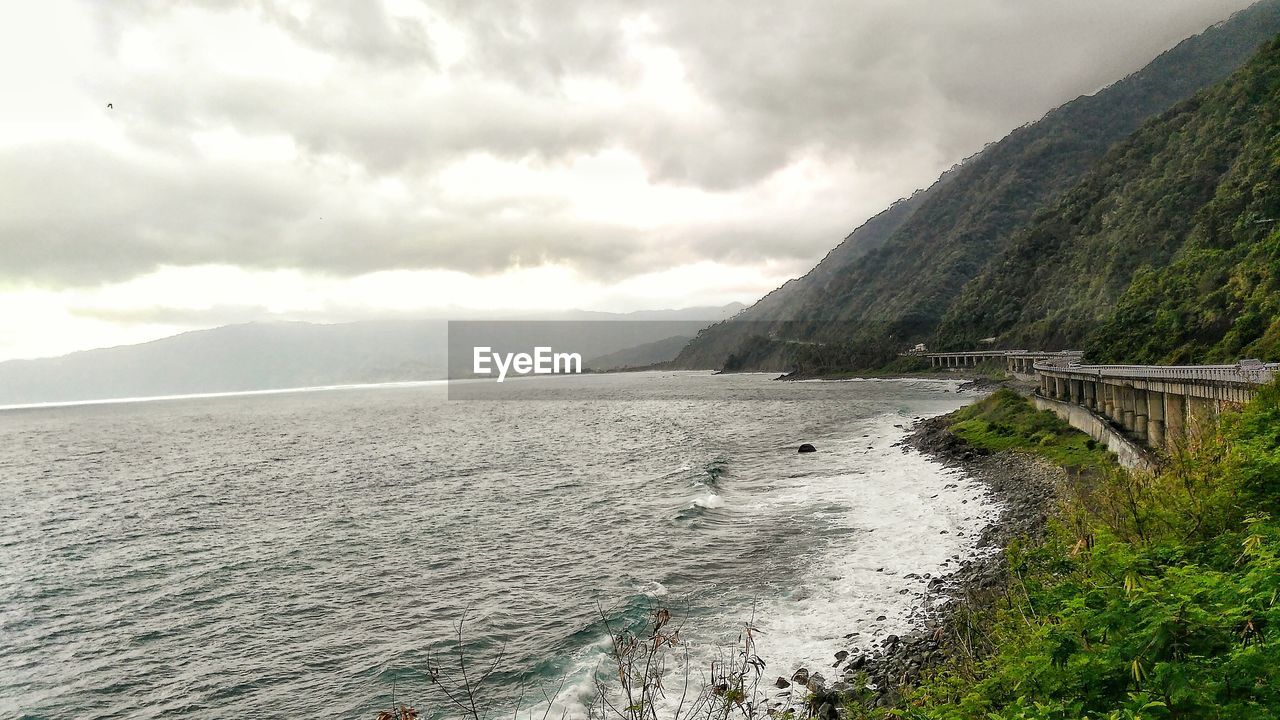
0;372;996;719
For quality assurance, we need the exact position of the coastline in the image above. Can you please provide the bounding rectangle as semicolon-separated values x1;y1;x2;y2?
823;382;1064;710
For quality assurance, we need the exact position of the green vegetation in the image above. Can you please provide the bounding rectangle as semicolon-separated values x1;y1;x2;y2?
938;33;1280;363
949;389;1114;470
855;384;1280;719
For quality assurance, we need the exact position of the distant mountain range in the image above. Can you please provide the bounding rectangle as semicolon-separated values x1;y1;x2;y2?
672;0;1280;372
0;304;743;405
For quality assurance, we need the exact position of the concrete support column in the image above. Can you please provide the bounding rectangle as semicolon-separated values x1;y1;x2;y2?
1147;390;1165;449
1121;387;1135;432
1133;389;1149;443
1053;377;1064;400
1164;392;1186;447
1188;395;1218;440
1083;381;1097;411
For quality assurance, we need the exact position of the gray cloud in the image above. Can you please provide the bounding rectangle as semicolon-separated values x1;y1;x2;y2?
2;0;1260;287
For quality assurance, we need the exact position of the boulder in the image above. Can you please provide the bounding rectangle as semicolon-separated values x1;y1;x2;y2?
798;443;817;453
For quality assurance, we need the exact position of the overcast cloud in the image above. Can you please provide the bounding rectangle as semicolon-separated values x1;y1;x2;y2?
0;0;1259;358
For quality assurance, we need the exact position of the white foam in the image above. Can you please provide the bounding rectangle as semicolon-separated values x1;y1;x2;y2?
692;493;725;509
745;413;999;682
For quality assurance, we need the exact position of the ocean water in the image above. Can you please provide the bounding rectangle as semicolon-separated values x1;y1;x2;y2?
0;372;997;719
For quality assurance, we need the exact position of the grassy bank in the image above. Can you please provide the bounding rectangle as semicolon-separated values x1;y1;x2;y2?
948;389;1114;471
856;384;1280;719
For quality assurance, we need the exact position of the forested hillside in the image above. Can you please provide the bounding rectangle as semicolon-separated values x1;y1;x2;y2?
673;0;1280;371
935;35;1280;362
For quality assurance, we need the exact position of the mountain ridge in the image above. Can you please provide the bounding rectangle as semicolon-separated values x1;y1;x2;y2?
672;0;1280;370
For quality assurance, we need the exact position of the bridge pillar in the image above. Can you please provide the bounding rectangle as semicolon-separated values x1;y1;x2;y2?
1133;389;1149;443
1083;380;1097;411
1121;386;1135;433
1101;383;1114;420
1054;377;1065;400
1164;392;1186;448
1187;395;1218;442
1147;390;1165;449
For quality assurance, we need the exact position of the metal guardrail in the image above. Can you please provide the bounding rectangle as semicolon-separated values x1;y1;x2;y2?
908;346;1276;386
911;349;1084;358
1032;360;1280;385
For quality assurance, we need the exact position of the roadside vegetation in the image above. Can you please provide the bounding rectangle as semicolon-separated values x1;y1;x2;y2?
861;383;1280;719
949;389;1114;471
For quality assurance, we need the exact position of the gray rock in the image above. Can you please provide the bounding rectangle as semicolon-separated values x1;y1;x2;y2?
806;672;827;692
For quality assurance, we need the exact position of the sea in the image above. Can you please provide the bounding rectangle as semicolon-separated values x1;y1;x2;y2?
0;371;998;719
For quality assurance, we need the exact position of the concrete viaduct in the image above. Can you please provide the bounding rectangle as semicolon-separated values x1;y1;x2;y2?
920;350;1083;373
913;349;1279;469
1033;360;1276;448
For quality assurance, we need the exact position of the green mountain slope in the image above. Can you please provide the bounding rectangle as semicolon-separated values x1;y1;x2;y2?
673;0;1280;370
936;35;1280;363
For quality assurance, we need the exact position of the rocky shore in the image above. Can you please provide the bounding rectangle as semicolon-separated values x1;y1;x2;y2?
798;400;1066;712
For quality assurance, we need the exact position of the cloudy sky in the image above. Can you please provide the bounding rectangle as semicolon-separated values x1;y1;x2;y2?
0;0;1257;360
